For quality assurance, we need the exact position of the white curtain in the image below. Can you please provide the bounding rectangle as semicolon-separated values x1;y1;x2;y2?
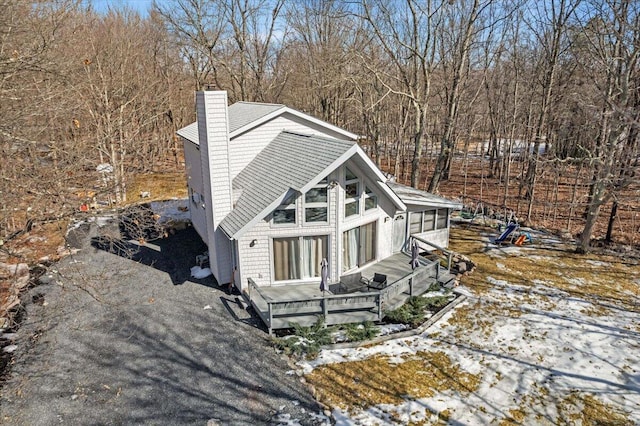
343;228;359;272
302;236;327;278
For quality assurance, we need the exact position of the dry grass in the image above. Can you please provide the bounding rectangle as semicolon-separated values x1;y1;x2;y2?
558;392;631;426
125;172;187;203
449;225;640;313
306;351;480;411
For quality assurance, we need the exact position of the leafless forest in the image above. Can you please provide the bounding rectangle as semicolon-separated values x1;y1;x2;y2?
1;0;638;255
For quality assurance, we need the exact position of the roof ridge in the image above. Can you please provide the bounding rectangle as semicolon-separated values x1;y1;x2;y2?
232;101;284;107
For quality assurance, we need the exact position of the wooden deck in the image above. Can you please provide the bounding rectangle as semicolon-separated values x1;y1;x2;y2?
246;250;454;334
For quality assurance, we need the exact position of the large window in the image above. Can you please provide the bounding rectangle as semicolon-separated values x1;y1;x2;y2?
273;193;297;225
344;167;360;218
273;236;328;281
342;221;377;272
364;185;377;211
305;178;328;223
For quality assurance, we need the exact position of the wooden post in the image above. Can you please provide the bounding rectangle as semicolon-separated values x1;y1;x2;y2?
447;252;453;272
322;296;328;321
409;272;414;296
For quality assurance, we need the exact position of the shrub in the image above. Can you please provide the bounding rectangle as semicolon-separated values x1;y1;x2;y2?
343;321;379;342
384;296;430;327
385;295;453;327
272;316;333;359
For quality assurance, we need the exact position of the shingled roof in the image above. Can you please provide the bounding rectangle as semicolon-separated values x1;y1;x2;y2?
219;131;357;238
176;102;285;145
228;102;284;134
386;182;462;209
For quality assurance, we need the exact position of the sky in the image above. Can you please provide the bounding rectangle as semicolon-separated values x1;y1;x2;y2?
87;0;160;16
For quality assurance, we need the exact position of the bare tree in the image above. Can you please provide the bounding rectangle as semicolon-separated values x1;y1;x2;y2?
359;0;443;188
574;0;639;252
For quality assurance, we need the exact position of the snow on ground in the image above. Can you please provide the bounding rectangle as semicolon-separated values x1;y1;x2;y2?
150;199;190;224
190;266;212;279
300;228;640;425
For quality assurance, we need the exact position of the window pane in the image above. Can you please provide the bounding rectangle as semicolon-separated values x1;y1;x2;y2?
342;228;359;272
423;210;435;231
345;200;359;217
302;236;328;278
437;208;448;229
305;187;327;203
365;196;377;210
409;212;422;234
305;207;327;222
345;182;359;198
273;208;295;224
360;222;376;264
345;167;357;181
273;237;300;281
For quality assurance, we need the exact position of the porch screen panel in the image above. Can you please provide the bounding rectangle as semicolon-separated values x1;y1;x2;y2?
409;212;422;234
436;208;448;229
273;237;300;281
423;210;436;231
342;227;359;272
359;221;376;264
301;236;328;278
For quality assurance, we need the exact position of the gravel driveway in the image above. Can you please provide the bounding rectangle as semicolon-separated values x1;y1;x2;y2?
0;224;327;425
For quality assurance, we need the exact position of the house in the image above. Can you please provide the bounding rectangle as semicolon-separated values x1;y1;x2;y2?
178;91;462;332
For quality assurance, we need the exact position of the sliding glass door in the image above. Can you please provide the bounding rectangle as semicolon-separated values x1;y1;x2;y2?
342;221;377;272
273;236;328;281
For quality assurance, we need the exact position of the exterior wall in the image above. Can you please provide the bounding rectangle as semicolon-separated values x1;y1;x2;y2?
183;141;208;243
229;112;355;180
237;160;397;291
415;228;450;250
196;91;234;284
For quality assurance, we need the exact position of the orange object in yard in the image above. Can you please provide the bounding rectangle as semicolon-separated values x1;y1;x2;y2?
514;235;526;246
79;203;89;212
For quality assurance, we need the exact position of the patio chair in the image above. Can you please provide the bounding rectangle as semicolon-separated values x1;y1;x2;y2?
335;272;369;294
367;273;388;291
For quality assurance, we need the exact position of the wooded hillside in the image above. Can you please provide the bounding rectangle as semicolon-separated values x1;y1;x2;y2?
1;0;638;253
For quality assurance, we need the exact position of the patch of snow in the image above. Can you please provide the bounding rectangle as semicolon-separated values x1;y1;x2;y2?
203;305;212;310
3;344;17;353
96;163;113;173
150;199;190;224
496;262;506;270
190;266;212;279
378;323;410;336
453;285;474;298
585;259;612;267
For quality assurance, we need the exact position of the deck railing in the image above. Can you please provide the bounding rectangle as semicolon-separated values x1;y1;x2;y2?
247;257;441;334
410;235;454;272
